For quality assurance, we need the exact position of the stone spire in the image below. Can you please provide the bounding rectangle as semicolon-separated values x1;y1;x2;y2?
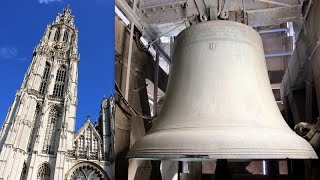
55;5;75;27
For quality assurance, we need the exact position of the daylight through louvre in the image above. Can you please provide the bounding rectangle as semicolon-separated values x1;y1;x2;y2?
0;7;114;180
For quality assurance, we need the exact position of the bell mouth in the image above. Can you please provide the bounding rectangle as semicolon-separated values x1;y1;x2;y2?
127;127;318;160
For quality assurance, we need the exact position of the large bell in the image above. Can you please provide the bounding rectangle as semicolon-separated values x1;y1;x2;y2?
127;20;317;160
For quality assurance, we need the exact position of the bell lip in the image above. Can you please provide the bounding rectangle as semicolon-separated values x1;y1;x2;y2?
126;153;318;161
126;129;318;160
127;146;318;161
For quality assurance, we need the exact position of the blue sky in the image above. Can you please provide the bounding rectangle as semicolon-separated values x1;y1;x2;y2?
0;0;114;130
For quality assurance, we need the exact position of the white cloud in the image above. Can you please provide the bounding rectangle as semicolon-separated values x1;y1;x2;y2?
0;47;18;59
38;0;63;4
0;46;27;62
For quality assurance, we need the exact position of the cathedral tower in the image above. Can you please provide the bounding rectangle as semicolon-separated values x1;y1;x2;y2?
0;7;113;180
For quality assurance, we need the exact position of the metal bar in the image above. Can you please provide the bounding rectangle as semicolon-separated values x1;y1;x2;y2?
308;41;320;60
154;43;172;64
124;0;137;100
259;28;288;34
115;0;172;64
255;0;293;7
153;49;160;116
115;0;143;32
303;0;313;20
265;52;292;58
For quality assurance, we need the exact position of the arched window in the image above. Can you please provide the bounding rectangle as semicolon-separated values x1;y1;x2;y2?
27;104;41;152
43;108;58;155
39;62;51;94
20;163;27;180
70;164;105;180
53;66;67;97
54;28;60;41
78;135;84;150
85;128;91;150
63;30;68;42
92;138;98;151
37;163;51;180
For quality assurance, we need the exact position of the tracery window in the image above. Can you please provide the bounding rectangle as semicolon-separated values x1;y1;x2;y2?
74;126;102;158
27;104;40;152
70;165;104;180
78;135;85;150
54;28;60;41
53;66;67;97
39;62;51;94
63;30;68;42
85;128;91;150
37;163;51;180
92;138;98;151
43;108;58;155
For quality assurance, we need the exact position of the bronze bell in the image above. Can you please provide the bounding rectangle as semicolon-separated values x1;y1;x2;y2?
127;20;317;160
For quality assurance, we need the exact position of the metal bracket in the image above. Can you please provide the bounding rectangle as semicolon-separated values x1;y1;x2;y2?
208;6;217;20
140;1;186;16
194;0;208;21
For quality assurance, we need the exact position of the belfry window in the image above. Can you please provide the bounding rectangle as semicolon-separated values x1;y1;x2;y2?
39;62;51;94
37;163;51;180
53;66;67;97
63;30;68;42
54;28;60;41
43;108;58;155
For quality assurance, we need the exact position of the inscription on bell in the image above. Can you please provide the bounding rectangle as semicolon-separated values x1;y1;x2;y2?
209;42;216;51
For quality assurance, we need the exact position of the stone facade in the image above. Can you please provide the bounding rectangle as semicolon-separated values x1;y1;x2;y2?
0;6;114;180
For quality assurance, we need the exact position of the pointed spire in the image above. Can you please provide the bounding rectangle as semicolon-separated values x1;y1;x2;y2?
54;5;74;26
86;115;91;122
64;5;72;15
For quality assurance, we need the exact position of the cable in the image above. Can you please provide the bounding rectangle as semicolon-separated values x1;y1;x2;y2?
145;19;189;48
115;81;155;120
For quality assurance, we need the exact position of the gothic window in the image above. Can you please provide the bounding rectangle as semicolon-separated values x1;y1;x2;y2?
70;165;105;180
63;30;68;42
92;138;98;151
79;135;85;150
20;163;27;180
85;128;91;150
53;66;67;97
54;28;60;41
39;62;51;94
43;108;58;155
27;104;40;152
37;163;51;180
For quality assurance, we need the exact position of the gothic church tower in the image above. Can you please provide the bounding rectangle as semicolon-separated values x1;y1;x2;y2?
0;7;78;179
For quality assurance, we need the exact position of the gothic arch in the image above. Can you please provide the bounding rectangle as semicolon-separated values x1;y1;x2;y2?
43;106;60;154
65;162;108;180
74;121;103;154
37;162;51;180
39;62;51;94
53;65;67;97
